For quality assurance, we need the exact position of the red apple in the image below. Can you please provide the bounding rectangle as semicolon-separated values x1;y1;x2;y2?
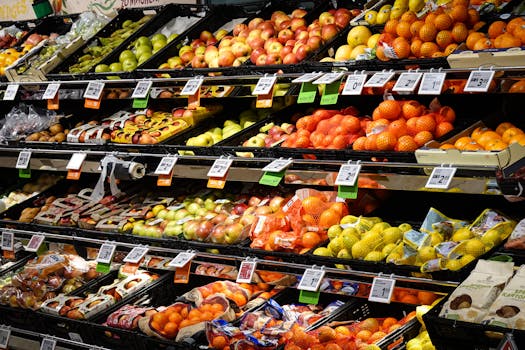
206;37;218;46
264;37;280;51
248;17;264;30
265;38;282;53
261;27;276;41
285;39;297;47
329;9;337;15
232;203;248;215
283;52;299;64
219;36;233;48
231;41;252;57
280;45;293;59
180;50;195;64
295;30;309;41
247;35;265;49
255;53;268;66
278;20;292;30
196;221;214;240
321;24;339;42
190;39;205;50
172;108;184;118
255;205;273;215
210;224;226;243
335;12;352;28
350;9;362;17
248;29;262;39
200;30;214;42
271;10;287;22
240;214;256;226
295;44;312;61
266;53;282;65
309;26;322;38
309;19;320;29
307;35;322;50
248;196;261;207
291;18;307;31
291;8;308;18
278;29;294;44
250;47;266;63
211;213;228;225
224;222;244;244
319;12;335;26
258;21;275;32
234;23;248;36
218;50;236;67
238;29;250;40
274;15;291;28
204;46;219;64
191;54;207;68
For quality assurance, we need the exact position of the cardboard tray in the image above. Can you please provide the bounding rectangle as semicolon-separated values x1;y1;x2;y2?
447;43;525;69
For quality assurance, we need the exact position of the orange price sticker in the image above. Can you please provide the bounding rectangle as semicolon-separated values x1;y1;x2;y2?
84;98;101;109
47;94;59;110
187;88;200;110
2;250;15;259
174;262;191;284
256;91;273;109
67;169;82;180
157;171;173;187
207;175;227;189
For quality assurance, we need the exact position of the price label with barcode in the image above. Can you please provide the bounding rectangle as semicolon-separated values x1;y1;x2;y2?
25;235;45;252
181;78;203;96
252;76;277;95
236;261;257;283
262;159;293;173
0;328;10;348
16;151;31;169
3;84;19;100
425;166;456;189
96;243;116;264
342;74;367;95
364;72;395;87
123;246;149;263
131;80;153;99
207;159;233;178
40;338;56;350
335;164;362;186
464;70;495;92
1;232;14;251
42;83;60;100
292;72;324;83
168;252;196;268
313;72;344;85
418;73;446;95
83;81;105;100
298;268;325;292
368;277;396;303
154;156;177;175
393;72;423;92
66;153;87;171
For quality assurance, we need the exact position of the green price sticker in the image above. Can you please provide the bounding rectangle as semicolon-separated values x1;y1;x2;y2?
320;81;340;105
19;168;31;178
338;184;358;199
297;82;317;104
299;289;320;304
259;170;286;187
37;243;48;256
132;94;149;109
96;262;111;274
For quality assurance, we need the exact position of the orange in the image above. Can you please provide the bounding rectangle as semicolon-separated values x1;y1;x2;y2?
494;33;521;49
435;122;454;138
515;26;525;45
449;5;468;22
396;135;418;151
471;126;489;141
454;136;475;149
318;326;337;342
335;326;351;336
436;30;454;49
451;22;468;43
402;100;423;119
509;134;525;146
495;122;515;135
466;32;485;49
212;335;229;349
477;131;501;147
473;37;493;50
325;344;343;350
231;292;247;306
406;117;418;135
375;44;390;61
396;21;412;39
360;318;380;333
365;134;378;151
507;17;525;35
152;312;169;327
302;196;326;215
410;20;425;38
414;130;434;146
352;136;367;150
419;23;437;42
467;8;480;27
302;231;322;248
416;115;437;133
420;42;439;57
376;100;401;120
485;139;508;151
464;143;484;151
169;312;183;324
434;13;453;30
410;38;423;57
384;19;399;35
425;12;438;26
452;0;469;7
381;317;398;330
401;11;418;23
440;143;456;149
417;291;438;305
439;106;456;123
369;331;388;343
388;119;408;138
488;21;507;39
341;116;361;133
392;37;411;59
376;131;397;150
444;43;458;55
502;127;524;143
400;294;420;304
356;330;372;342
163;322;178;338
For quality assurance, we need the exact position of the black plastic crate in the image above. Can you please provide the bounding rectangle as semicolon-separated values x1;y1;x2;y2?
423;297;525;350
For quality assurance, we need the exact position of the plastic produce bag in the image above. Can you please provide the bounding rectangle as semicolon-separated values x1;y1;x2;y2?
0;104;57;143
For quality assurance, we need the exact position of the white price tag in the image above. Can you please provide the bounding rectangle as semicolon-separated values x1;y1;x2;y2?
0;328;10;348
16;151;31;169
207;158;233;178
181;78;203;96
66;153;87;171
335;164;362;186
313;72;344;85
40;338;56;350
393;72;423;92
3;84;19;100
123;246;149;263
464;70;495;92
1;232;14;251
292;72;324;83
425;166;456;189
342;74;367;95
298;268;326;292
154;156;177;175
68;332;83;343
42;83;60;100
25;235;45;252
236;261;257;283
168;252;196;268
364;72;395;87
252;76;277;95
131;80;153;99
262;159;293;173
368;277;396;303
83;81;105;100
96;243;116;264
418;73;446;95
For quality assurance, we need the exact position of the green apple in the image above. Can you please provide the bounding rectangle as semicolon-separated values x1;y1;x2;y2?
109;62;123;72
122;57;138;71
187;202;201;215
134;36;151;48
167;56;183;68
179;45;192;56
192;133;214;147
244;135;265;147
151;33;167;43
168;33;179;43
223;120;238;127
135;45;152;57
122;19;134;28
243;121;256;128
222;124;242;139
94;64;110;73
138;52;152;64
119;50;135;63
152;40;167;51
174;209;190;221
165;210;177;221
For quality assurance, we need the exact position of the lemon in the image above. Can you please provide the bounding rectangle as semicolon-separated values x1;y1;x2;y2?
418;246;437;262
364;10;378;25
382;243;398;256
340;215;359;225
347;26;372;48
409;0;425;12
377;5;392;25
460;254;476;266
327;225;343;239
352;240;372;259
389;6;406;19
430;232;444;246
407;338;422;350
387;252;402;263
398;223;412;232
445;259;463;271
350;45;367;59
313;247;333;257
464;238;486;257
337;248;352;259
342;226;359;237
364;251;385;261
481;229;502;247
383;227;403;244
328;236;345;255
367;33;381;49
341;231;360;250
371;222;391;233
452;228;474;242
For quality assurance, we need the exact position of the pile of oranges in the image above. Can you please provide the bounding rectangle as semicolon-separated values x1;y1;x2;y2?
465;17;525;50
376;0;482;60
353;100;456;151
440;122;525;151
391;288;438;305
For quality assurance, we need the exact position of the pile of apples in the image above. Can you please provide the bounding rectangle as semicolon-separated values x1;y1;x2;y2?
242;121;295;147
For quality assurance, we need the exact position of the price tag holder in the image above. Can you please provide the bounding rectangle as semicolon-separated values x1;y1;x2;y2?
252;76;277;96
154;156;178;175
96;243;116;265
292;72;324;83
393;72;423;92
66;153;87;180
418;72;446;95
236;260;257;283
364;72;395;88
262;158;293;173
207;158;233;178
40;338;56;350
1;232;14;252
368;277;396;303
320;80;341;105
425;166;456;189
83;81;105;100
335;164;361;187
42;83;60;100
168;251;196;268
181;78;203;96
312;72;344;85
3;84;19;100
0;328;10;349
464;70;495;92
297;82;317;104
298;268;325;292
131;80;153;99
16;151;31;169
123;246;149;264
342;74;367;95
25;235;45;253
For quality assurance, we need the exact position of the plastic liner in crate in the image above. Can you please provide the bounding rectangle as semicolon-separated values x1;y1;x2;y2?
46;6;171;80
423;297;525;350
0;253;34;276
